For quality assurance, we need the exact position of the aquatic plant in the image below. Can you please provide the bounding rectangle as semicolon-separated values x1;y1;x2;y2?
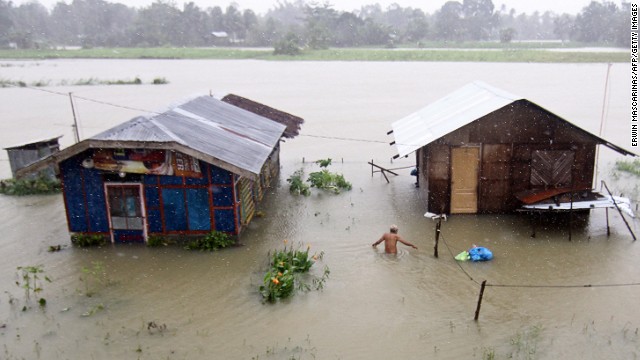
259;241;329;303
0;176;61;196
286;169;311;196
185;230;235;251
287;158;352;196
307;169;352;193
71;233;107;247
16;265;51;309
152;77;169;84
80;261;109;297
147;235;171;247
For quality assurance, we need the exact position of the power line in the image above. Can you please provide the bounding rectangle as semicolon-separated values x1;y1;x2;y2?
7;83;413;147
440;231;640;291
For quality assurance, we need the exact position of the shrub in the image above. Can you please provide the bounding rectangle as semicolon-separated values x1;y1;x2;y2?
185;230;235;251
71;233;107;247
0;176;61;196
147;235;171;247
286;169;311;196
259;241;329;303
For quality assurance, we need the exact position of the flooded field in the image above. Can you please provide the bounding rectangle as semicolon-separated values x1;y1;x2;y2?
0;59;639;359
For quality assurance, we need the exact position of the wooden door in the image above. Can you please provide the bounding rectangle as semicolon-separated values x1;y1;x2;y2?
450;147;479;214
105;184;146;243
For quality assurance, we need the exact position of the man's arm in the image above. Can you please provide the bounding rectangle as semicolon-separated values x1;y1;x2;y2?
372;235;385;247
397;236;418;249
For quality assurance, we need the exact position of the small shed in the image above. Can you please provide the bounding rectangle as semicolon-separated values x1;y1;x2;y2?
390;81;635;214
3;136;62;179
18;95;302;243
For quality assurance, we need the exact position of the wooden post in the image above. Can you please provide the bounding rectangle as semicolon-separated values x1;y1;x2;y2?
605;207;610;236
529;211;536;238
474;280;487;321
69;92;80;143
602;181;637;241
433;217;442;258
568;177;575;241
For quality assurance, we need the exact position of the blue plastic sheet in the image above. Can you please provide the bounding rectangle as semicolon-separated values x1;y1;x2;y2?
468;246;493;262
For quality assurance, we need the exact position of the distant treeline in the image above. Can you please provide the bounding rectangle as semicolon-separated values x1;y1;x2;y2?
0;0;631;51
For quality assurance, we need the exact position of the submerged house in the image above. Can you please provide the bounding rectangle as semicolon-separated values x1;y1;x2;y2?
3;136;62;180
390;81;634;215
18;95;303;243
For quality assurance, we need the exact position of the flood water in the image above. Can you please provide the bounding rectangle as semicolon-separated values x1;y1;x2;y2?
0;59;639;359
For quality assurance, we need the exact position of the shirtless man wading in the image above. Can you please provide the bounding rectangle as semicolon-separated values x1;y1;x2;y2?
372;225;418;254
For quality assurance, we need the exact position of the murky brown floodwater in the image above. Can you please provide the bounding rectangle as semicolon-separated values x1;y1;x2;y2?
0;59;639;359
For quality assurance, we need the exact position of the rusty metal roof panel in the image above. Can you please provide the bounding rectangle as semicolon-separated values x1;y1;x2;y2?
92;96;286;175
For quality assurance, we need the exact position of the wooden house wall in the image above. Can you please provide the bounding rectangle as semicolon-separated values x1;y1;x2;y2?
420;101;599;213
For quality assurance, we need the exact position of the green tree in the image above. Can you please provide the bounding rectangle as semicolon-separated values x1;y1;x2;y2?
304;3;337;49
435;1;463;41
132;0;180;46
462;0;499;40
404;9;429;42
573;1;620;43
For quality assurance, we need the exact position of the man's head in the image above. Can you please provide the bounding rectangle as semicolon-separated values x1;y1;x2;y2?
390;224;398;234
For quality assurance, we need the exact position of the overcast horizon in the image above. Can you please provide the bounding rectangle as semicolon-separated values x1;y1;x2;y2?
9;0;631;15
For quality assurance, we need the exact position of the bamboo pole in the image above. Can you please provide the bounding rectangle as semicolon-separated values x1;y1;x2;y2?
474;280;487;321
433;217;442;258
602;181;636;241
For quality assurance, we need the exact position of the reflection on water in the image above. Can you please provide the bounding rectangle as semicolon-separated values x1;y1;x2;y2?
0;60;638;359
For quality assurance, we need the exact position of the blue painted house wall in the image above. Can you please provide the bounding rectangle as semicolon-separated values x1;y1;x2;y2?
60;150;242;243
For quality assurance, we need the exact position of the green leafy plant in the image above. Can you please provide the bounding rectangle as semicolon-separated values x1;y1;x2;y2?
286;169;311;196
185;231;235;251
71;233;107;247
615;159;640;176
80;261;109;297
0;176;61;195
152;77;168;84
147;235;171;247
16;265;51;308
259;241;329;303
307;158;352;194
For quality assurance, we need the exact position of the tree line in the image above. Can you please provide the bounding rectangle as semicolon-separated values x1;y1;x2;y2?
0;0;632;50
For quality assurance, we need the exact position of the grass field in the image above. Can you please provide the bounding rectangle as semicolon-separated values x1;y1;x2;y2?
0;46;628;63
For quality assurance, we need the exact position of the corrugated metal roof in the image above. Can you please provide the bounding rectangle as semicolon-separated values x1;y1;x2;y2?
390;81;635;158
15;96;288;180
391;81;521;158
3;135;63;150
92;95;287;176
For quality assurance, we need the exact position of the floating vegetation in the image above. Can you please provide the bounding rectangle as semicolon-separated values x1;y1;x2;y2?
81;303;105;317
147;321;167;335
287;158;352;196
185;230;235;251
286;168;311;196
152;77;169;84
47;244;64;252
259;241;329;303
80;261;110;297
15;265;51;310
0;76;168;88
70;233;107;247
0;176;61;196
